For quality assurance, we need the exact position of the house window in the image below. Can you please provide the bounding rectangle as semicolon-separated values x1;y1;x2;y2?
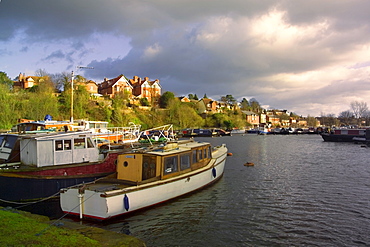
180;153;191;170
164;156;178;174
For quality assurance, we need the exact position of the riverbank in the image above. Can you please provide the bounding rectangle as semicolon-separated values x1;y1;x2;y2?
0;207;146;247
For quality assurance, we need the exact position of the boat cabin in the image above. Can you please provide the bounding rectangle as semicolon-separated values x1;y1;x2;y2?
116;141;212;183
333;129;366;135
73;120;109;133
19;132;100;167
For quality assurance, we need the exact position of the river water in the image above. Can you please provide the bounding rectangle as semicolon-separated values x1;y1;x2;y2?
22;134;370;246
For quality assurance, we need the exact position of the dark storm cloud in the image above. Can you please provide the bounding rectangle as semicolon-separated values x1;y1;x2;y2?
2;0;370;115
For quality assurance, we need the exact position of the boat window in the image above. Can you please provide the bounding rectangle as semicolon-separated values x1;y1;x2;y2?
197;149;202;161
86;138;95;148
55;140;72;151
0;136;4;147
64;140;72;150
74;138;86;149
208;146;212;158
164;155;178;174
192;150;197;163
142;155;156;180
3;136;17;148
55;140;63;151
180;153;191;170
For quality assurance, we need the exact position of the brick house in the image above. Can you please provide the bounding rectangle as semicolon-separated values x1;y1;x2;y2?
266;115;280;126
83;80;98;94
129;76;161;103
74;80;99;95
242;111;260;128
178;96;190;102
98;75;133;98
13;73;44;89
201;98;218;113
98;75;161;103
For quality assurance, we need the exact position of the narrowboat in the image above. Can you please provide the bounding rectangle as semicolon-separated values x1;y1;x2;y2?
320;128;367;142
60;139;228;220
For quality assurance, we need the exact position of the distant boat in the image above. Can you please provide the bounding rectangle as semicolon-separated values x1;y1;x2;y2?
60;139;228;220
257;127;271;135
180;128;218;137
320;128;367;142
246;128;259;134
72;120;142;145
11;119;75;133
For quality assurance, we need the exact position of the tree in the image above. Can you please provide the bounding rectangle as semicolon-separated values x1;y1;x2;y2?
250;98;262;112
193;94;199;100
0;71;13;89
221;95;236;105
338;110;353;126
240;98;250;110
0;83;18;129
350;101;368;119
188;94;194;100
140;97;150;106
52;72;70;92
159;91;175;108
306;115;318;127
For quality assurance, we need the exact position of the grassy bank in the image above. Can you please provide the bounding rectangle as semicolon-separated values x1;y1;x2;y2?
0;207;146;247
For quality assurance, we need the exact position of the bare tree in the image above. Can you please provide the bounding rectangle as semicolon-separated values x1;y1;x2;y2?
338;110;353;126
350;101;368;119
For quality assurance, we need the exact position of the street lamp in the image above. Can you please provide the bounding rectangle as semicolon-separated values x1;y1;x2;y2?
70;66;94;122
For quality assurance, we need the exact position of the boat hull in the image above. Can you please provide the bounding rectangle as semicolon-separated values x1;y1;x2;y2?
320;133;364;142
60;145;227;220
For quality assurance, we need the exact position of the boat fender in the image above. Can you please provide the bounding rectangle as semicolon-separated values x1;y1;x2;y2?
227;152;233;156
124;194;130;211
212;167;216;178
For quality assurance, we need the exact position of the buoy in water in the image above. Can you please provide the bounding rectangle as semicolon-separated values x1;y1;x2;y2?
244;162;254;166
227;152;233;156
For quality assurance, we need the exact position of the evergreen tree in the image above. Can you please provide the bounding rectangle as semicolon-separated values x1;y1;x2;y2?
159;91;175;108
240;98;250;110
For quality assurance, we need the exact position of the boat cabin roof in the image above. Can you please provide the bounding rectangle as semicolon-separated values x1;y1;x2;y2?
134;140;209;156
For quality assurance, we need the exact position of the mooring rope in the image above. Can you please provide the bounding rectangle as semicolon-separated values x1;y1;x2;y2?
34;191;98;236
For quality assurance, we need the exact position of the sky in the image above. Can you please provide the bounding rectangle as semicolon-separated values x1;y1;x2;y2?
1;0;370;117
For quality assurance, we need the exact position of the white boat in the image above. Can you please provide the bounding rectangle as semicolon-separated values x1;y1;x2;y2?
73;120;141;145
60;139;228;220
